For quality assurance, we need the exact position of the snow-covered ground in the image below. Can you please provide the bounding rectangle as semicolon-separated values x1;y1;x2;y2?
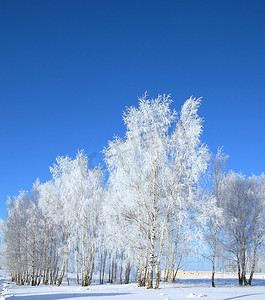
1;272;265;300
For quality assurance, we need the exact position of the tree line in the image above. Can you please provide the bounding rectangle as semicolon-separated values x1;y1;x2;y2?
1;94;265;288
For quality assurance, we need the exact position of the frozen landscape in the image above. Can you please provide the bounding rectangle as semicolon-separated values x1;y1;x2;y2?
1;271;265;300
1;1;265;300
1;96;265;298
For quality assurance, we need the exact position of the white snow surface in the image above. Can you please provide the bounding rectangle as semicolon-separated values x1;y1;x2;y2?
1;272;265;300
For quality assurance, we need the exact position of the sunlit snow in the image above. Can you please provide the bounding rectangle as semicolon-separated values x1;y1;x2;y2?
1;271;265;300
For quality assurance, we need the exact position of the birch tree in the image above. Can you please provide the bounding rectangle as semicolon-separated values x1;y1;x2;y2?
221;172;265;285
203;148;228;287
2;191;30;284
104;93;209;289
39;151;104;286
154;95;209;288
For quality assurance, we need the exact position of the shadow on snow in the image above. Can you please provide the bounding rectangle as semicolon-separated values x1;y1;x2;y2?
8;292;131;299
223;293;265;300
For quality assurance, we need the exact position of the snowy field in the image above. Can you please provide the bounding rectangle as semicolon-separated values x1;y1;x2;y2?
1;272;265;300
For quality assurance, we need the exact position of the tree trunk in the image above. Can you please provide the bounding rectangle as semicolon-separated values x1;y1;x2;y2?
119;252;123;284
108;252;112;283
172;253;183;283
248;244;258;286
114;257;118;283
125;262;131;284
242;250;248;285
211;266;215;288
154;260;161;289
142;261;147;286
238;265;243;286
211;227;217;288
99;252;103;284
137;267;142;287
147;226;155;289
76;243;79;285
43;224;49;285
57;231;69;286
111;256;114;283
102;250;107;284
57;264;65;286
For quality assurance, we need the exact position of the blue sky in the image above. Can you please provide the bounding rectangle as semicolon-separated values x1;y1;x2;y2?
1;0;265;229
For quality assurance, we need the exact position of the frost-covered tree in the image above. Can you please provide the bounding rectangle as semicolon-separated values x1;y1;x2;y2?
38;151;104;286
6;93;265;289
2;187;46;286
155;95;209;287
104;94;209;289
2;150;104;287
221;172;265;285
37;179;63;285
2;191;30;284
203;148;228;287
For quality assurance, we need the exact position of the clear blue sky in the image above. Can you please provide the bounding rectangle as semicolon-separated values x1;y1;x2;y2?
1;0;265;226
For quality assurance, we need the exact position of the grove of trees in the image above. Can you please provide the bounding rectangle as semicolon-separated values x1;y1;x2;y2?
1;94;265;288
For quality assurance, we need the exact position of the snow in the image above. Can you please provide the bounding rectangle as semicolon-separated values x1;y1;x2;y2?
1;271;265;300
